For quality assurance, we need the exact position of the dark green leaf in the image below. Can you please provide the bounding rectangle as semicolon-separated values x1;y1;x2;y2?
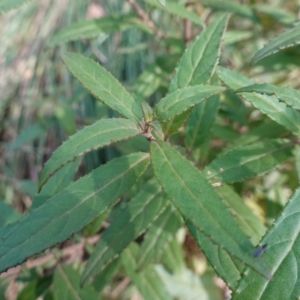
0;153;150;273
150;140;270;278
53;265;98;300
39;118;142;190
233;188;300;299
81;179;166;284
204;140;293;184
62;53;143;122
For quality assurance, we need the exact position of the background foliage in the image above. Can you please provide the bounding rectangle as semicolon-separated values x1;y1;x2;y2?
1;0;300;299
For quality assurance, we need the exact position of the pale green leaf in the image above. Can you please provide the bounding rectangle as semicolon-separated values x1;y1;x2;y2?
7;123;48;152
62;53;143;122
252;23;300;63
161;237;186;275
217;66;300;136
39;118;142;190
185;94;219;150
253;4;297;26
81;179;166;284
53;265;98;300
0;0;30;12
198;0;259;22
137;204;182;270
49;14;151;46
0;153;150;273
237;83;300;111
0;201;22;228
144;0;205;26
122;243;172;300
204;140;293;184
155;85;224;122
150;140;270;278
233;188;300;299
155;265;223;300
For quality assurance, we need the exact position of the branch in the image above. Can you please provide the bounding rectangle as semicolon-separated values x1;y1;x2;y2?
127;0;164;39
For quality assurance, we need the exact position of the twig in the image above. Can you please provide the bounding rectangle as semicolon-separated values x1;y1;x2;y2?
127;0;164;39
109;277;131;299
0;235;100;279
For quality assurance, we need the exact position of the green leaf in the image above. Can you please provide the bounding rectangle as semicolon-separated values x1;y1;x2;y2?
62;53;143;122
216;185;266;245
150;140;270;278
39;118;142;190
198;0;259;22
0;153;150;273
133;64;166;98
169;13;229;92
7;123;48;152
203;140;293;184
232;187;300;299
187;221;243;290
217;66;300;136
49;14;151;46
220;120;287;155
137;204;182;270
253;4;297;26
143;0;205;26
164;13;229;135
18;276;52;300
0;0;30;12
0;201;22;228
155;265;223;300
81;179;166;284
92;258;120;292
53;265;98;300
237;83;300;111
155;85;225;122
122;243;172;300
185;94;219;151
252;23;300;63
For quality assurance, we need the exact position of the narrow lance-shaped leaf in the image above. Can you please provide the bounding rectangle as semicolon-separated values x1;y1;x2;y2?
187;220;243;290
217;66;300;136
216;185;266;245
53;265;99;300
155;85;225;122
49;14;151;46
233;187;300;299
150;140;270;278
81;179;167;285
237;83;300;111
39;118;142;190
198;0;259;22
185;93;220;151
252;22;300;63
253;4;297;26
203;139;294;184
137;204;182;270
0;153;150;273
122;243;172;300
163;13;229;136
62;53;143;122
0;0;30;12
143;0;205;26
